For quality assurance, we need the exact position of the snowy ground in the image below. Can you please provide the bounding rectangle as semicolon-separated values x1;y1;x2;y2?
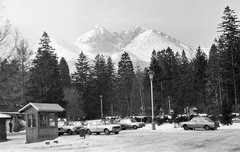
1;123;240;152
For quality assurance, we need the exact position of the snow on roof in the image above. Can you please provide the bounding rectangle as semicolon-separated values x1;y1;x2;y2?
18;102;65;113
198;113;208;117
0;113;11;119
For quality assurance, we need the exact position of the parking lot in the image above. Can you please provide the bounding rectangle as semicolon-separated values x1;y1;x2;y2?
1;123;240;152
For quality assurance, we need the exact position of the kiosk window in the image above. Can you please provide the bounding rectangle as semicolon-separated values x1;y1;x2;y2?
40;114;47;127
49;113;56;127
27;114;36;128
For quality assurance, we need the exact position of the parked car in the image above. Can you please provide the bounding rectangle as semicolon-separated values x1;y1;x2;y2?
118;118;145;130
232;116;240;123
232;113;240;123
58;127;64;136
83;119;121;135
58;121;83;135
179;116;220;130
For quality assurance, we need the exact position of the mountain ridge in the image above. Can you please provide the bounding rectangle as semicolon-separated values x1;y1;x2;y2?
30;24;197;73
74;24;196;64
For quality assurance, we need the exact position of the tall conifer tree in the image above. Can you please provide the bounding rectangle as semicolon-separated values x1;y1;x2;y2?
59;57;71;88
217;6;240;105
117;52;135;115
106;57;116;116
72;51;90;92
192;46;208;106
26;32;64;104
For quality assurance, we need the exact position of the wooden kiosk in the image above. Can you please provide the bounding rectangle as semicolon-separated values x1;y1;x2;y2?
18;103;64;143
0;113;11;141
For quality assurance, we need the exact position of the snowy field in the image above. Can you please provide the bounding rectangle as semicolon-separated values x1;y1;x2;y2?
1;123;240;152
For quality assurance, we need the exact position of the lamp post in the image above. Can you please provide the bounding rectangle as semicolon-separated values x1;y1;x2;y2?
99;95;103;118
168;96;171;115
148;70;156;130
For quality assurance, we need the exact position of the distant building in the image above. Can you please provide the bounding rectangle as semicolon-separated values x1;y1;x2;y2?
0;113;11;141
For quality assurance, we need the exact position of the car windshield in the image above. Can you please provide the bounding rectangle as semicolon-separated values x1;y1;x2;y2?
131;119;137;122
205;117;213;122
68;122;74;126
190;117;197;122
104;120;111;124
82;121;88;126
63;121;74;126
73;121;82;126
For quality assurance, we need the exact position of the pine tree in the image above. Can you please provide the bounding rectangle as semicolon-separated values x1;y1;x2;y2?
59;57;71;88
192;46;208;106
177;50;193;113
117;52;135;116
156;47;177;114
149;49;164;114
26;32;64;104
93;54;108;117
217;6;240;105
59;57;71;118
135;64;145;115
106;57;116;116
72;51;90;92
206;44;221;115
79;54;111;119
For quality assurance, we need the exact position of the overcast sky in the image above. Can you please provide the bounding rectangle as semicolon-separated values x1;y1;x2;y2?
2;0;240;49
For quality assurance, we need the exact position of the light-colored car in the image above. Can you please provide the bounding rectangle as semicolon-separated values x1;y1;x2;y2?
179;116;219;130
58;121;83;135
118;118;145;130
83;119;121;135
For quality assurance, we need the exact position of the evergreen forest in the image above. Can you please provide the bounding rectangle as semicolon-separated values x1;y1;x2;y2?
0;6;240;124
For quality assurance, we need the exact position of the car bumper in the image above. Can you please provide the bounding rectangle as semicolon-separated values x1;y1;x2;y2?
112;126;121;132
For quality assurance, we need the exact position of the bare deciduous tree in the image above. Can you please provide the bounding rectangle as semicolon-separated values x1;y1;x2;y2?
0;19;20;84
63;87;85;120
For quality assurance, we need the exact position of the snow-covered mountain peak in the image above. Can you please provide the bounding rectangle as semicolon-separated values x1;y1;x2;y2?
93;24;107;35
75;24;113;43
73;25;197;72
132;25;147;32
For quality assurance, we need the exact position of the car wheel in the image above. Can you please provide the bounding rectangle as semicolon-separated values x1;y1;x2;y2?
86;129;92;135
132;125;137;129
114;132;119;134
183;125;188;130
67;129;73;135
58;132;63;136
121;126;126;130
104;129;110;135
211;128;216;130
204;125;210;131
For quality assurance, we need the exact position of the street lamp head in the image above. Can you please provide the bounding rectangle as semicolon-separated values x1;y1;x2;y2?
99;95;103;99
148;70;155;80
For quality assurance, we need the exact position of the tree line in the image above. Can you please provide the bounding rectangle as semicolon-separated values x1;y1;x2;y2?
0;6;239;124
